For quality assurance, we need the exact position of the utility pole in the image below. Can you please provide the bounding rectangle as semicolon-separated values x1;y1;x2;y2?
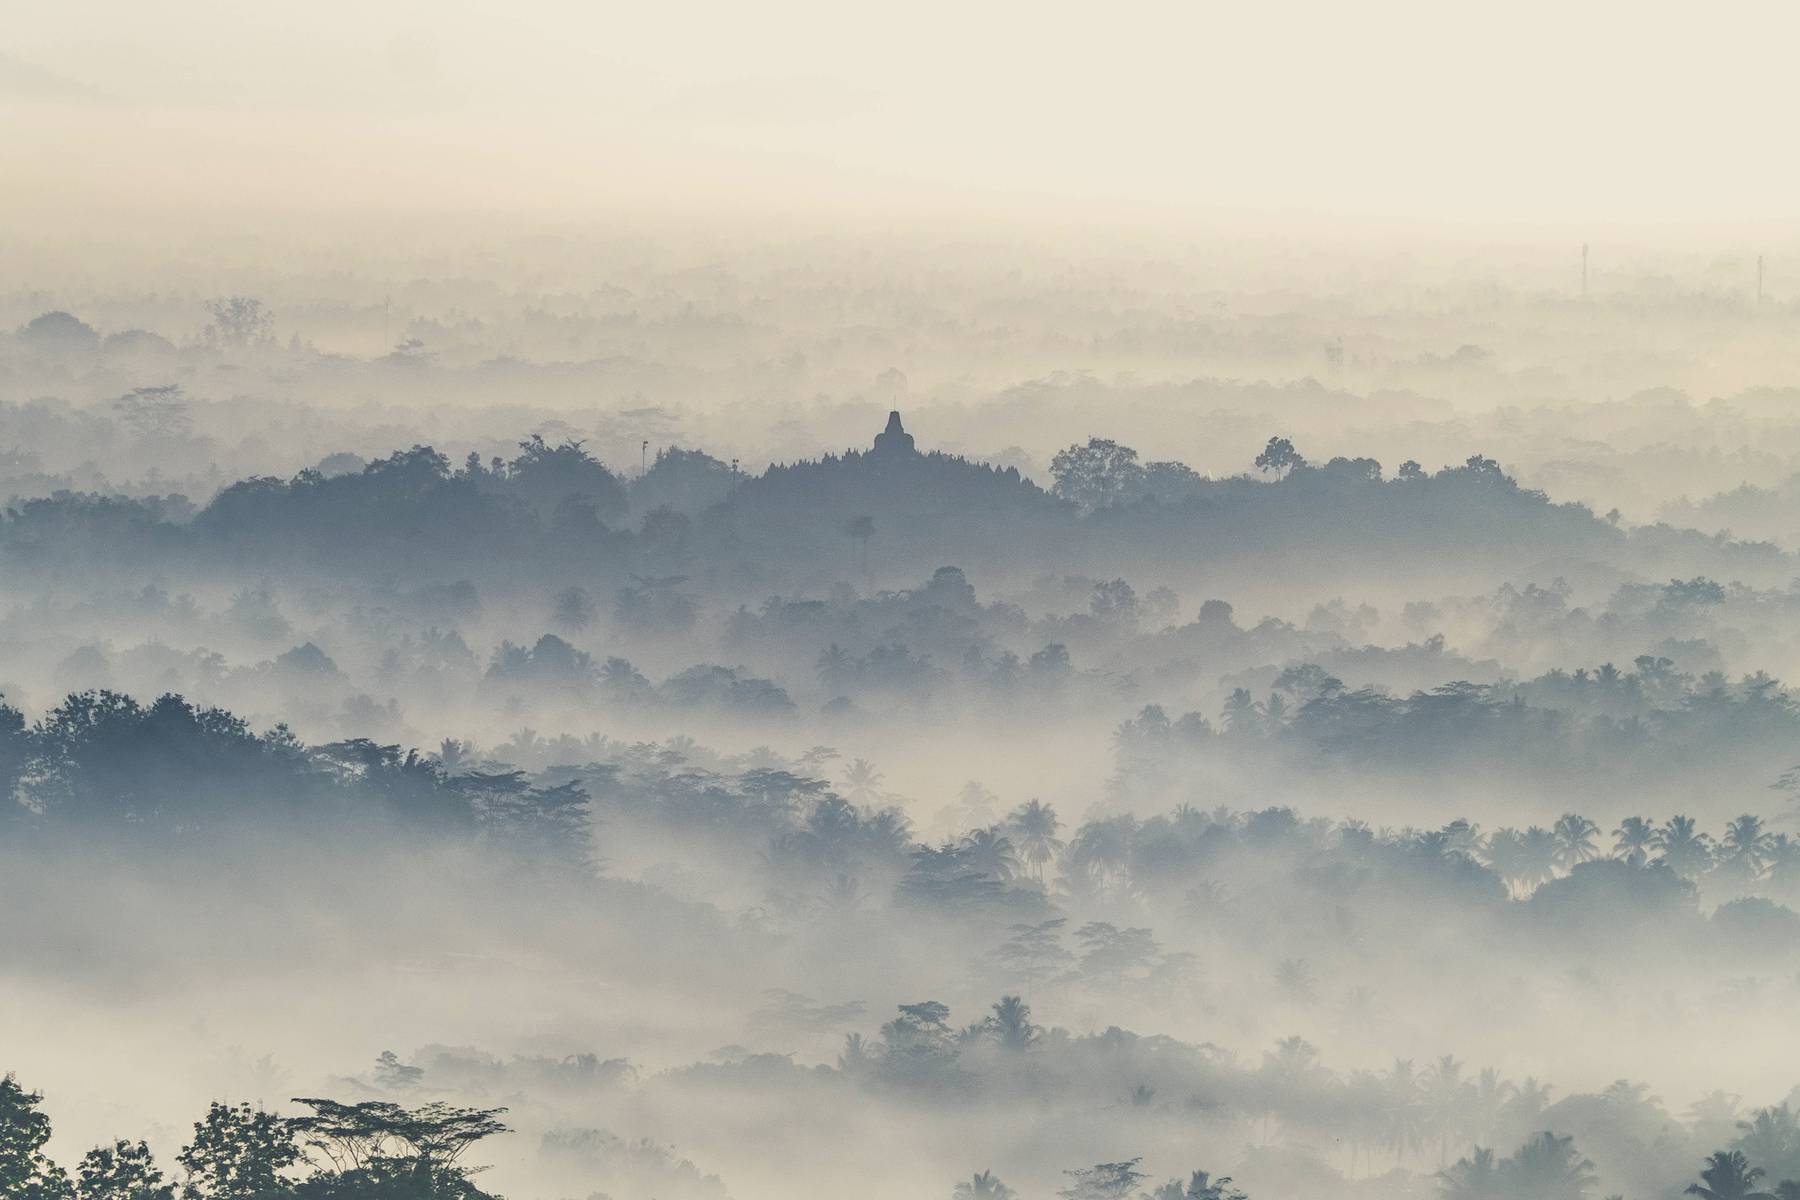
641;440;649;478
1581;243;1589;301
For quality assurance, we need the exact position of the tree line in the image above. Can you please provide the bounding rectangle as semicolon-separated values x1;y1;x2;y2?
1;1073;507;1199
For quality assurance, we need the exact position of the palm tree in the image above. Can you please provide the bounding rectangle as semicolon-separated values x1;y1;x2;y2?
1602;1078;1660;1110
1719;814;1775;884
841;757;883;804
1423;1054;1474;1165
1382;1059;1426;1165
1065;816;1136;897
1688;1090;1746;1144
1766;835;1800;896
816;643;852;690
962;826;1020;881
816;872;866;917
1007;799;1064;884
1553;813;1601;868
1517;826;1560;891
1443;818;1485;857
1483;828;1528;896
985;995;1040;1051
1275;958;1315;1003
837;1032;874;1074
1220;688;1265;737
1438;1146;1501;1200
861;806;913;858
1264;1035;1323;1081
953;1170;1017;1200
1502;1078;1553;1129
1335;1068;1387;1179
1154;1171;1246;1200
1734;1104;1800;1182
1613;815;1656;866
1686;1150;1775;1199
1507;1131;1597;1199
1656;815;1715;877
1470;1067;1515;1147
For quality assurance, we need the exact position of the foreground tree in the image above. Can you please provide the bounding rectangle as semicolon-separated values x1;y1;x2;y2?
288;1097;508;1198
0;1075;70;1200
76;1141;173;1200
177;1102;301;1199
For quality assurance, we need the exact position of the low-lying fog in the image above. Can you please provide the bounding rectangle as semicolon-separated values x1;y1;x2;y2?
12;15;1800;1193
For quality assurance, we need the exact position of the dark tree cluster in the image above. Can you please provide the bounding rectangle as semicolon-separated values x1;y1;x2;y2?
0;689;590;862
0;1074;508;1199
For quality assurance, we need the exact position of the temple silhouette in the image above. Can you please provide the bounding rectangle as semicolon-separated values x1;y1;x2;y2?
871;410;916;457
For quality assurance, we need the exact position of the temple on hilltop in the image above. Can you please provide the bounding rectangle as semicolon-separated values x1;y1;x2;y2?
871;410;916;457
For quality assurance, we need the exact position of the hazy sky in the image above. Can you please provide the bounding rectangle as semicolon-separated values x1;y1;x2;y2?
6;1;1799;230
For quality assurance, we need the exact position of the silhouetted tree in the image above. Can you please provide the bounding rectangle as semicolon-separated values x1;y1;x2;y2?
1059;1159;1148;1200
1007;799;1064;884
1613;816;1655;866
1254;436;1305;479
1686;1150;1775;1200
287;1097;507;1197
1656;815;1715;877
953;1170;1016;1200
1050;439;1145;514
995;918;1072;994
980;996;1041;1052
75;1141;172;1200
202;297;275;352
1149;1170;1247;1200
1553;814;1601;868
1506;1131;1596;1199
0;1075;70;1200
176;1102;300;1200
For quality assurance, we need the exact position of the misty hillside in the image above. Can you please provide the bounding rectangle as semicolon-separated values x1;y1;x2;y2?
13;5;1800;1198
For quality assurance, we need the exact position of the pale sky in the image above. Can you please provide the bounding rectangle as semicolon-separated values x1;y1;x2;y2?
4;0;1797;231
